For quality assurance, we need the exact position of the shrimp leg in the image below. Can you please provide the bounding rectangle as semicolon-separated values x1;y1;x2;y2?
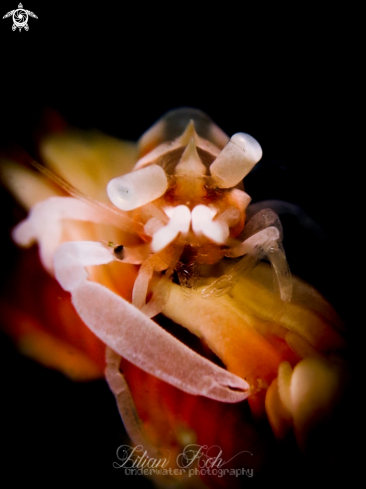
202;225;292;301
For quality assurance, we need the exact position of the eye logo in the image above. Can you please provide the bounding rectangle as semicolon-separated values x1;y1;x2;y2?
3;3;38;31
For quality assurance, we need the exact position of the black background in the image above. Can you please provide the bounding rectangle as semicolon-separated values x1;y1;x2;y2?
0;2;358;487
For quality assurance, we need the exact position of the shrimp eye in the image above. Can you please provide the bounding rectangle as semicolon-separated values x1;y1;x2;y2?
113;245;124;260
107;164;168;211
210;132;263;188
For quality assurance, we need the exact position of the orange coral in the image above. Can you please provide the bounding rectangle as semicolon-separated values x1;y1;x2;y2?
0;109;351;488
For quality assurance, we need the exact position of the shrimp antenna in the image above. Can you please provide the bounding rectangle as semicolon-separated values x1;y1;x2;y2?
12;146;143;232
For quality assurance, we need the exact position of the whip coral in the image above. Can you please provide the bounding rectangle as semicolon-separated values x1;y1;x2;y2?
0;109;350;487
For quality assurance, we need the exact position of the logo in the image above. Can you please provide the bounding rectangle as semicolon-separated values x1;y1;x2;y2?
3;3;38;31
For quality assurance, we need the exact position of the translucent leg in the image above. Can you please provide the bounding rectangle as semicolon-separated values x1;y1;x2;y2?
132;257;155;310
202;226;292;301
267;242;292;301
105;347;162;458
132;254;174;317
141;270;173;319
247;200;326;240
54;240;250;403
240;208;284;242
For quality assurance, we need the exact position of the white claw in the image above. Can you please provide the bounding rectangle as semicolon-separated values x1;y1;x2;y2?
107;164;168;211
54;241;250;403
210;132;263;188
151;205;191;252
192;205;229;244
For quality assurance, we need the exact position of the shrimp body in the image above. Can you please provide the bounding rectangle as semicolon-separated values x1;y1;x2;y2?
106;108;290;301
